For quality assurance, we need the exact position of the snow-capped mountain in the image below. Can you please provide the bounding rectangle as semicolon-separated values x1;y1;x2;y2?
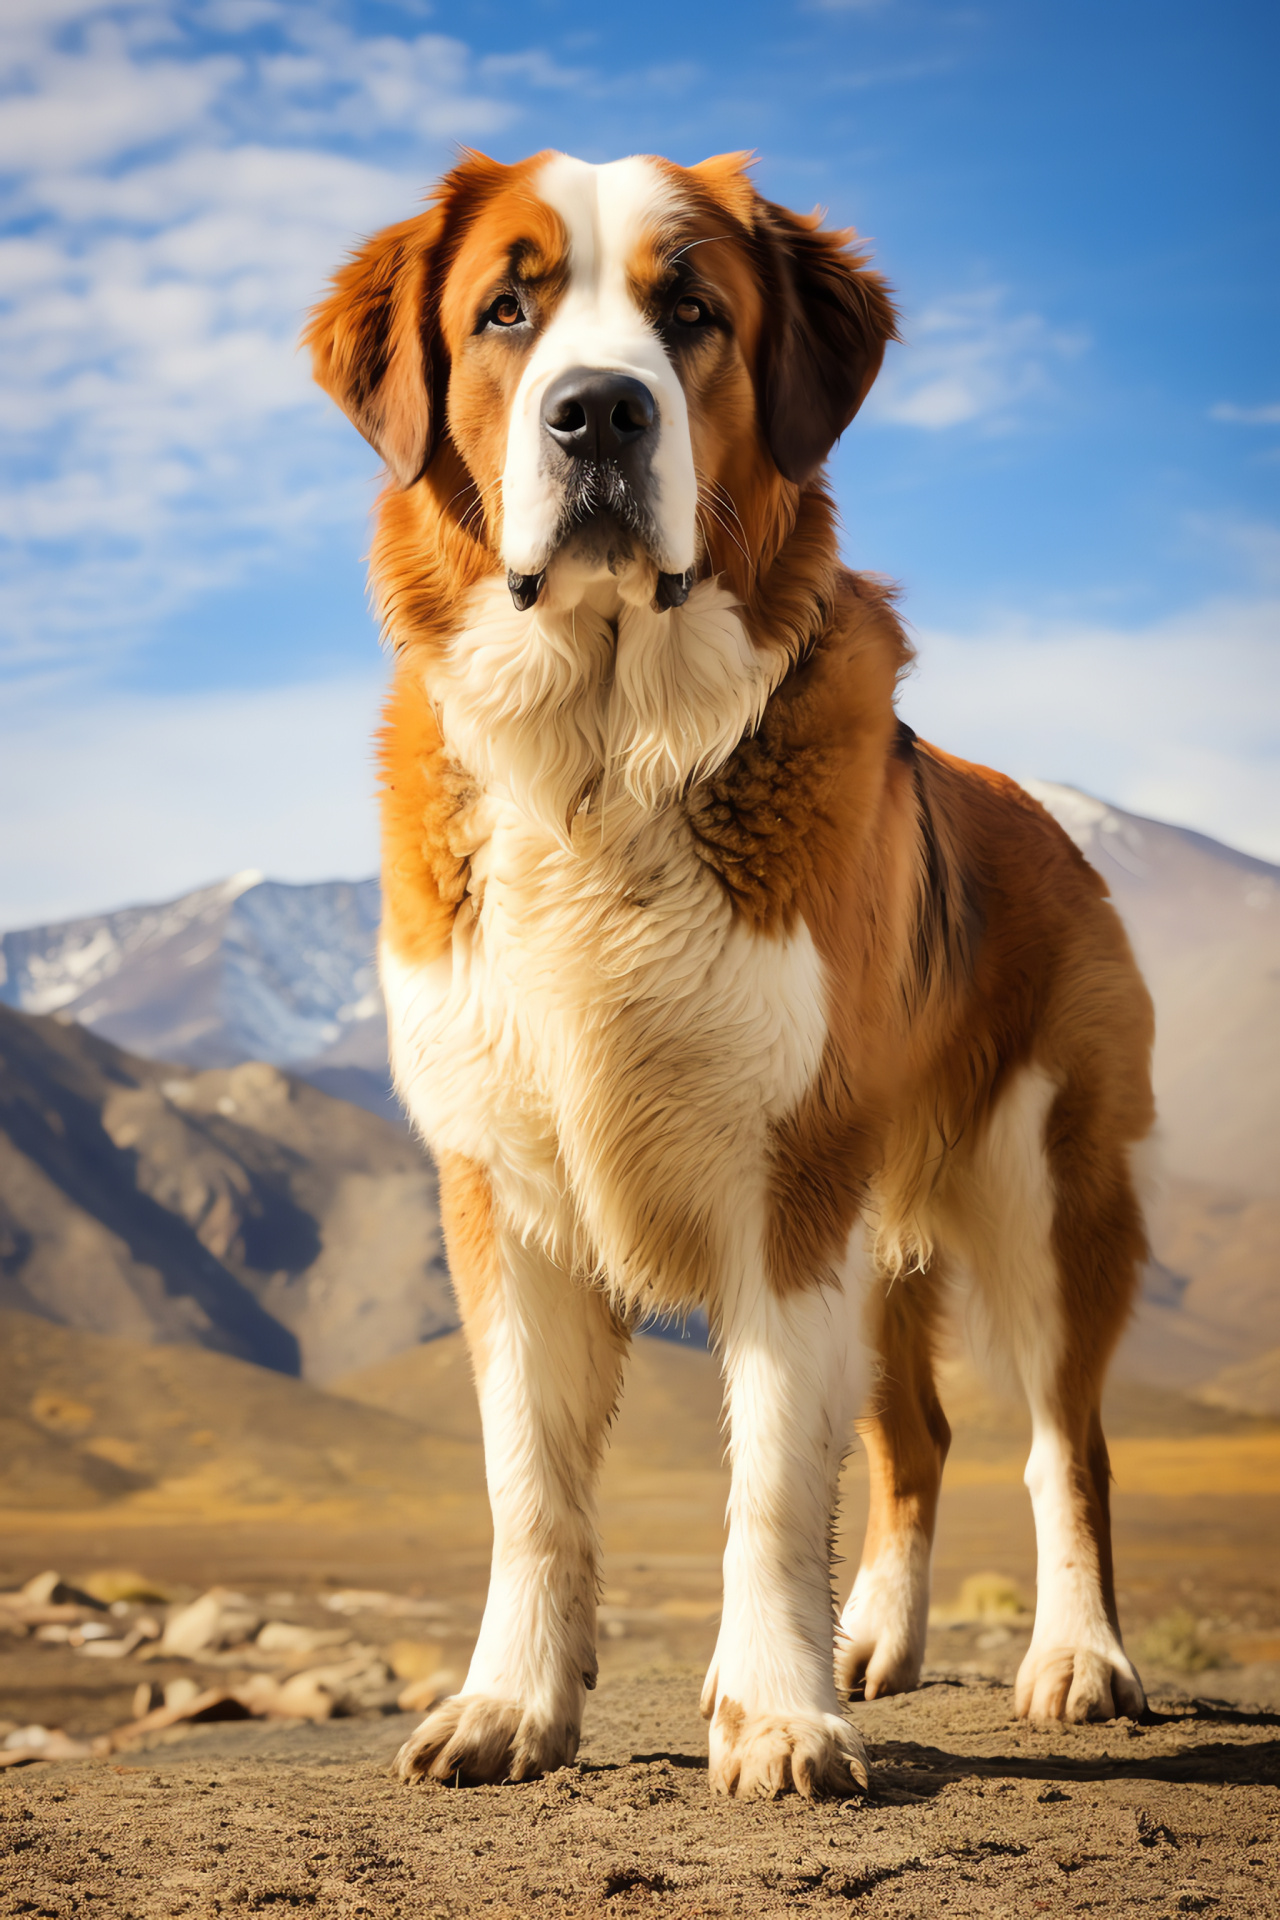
0;874;388;1115
1024;782;1278;1199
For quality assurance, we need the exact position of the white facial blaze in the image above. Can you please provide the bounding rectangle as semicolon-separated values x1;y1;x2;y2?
500;153;698;580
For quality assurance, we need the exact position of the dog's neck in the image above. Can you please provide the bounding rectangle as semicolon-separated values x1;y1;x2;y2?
372;454;841;845
426;575;793;845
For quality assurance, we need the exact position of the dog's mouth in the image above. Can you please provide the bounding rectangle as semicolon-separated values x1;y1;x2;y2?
506;462;692;614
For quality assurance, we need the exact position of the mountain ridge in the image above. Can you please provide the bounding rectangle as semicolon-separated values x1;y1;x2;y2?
0;1006;452;1382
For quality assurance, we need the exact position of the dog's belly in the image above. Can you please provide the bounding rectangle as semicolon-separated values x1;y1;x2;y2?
382;796;829;1311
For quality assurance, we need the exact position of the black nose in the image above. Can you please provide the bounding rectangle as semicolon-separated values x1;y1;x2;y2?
541;368;656;459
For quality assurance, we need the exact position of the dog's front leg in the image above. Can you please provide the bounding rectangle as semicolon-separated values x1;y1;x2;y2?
702;1269;870;1799
398;1156;626;1786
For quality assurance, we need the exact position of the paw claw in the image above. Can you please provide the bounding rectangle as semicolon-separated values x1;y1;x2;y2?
396;1693;576;1786
1015;1644;1145;1724
708;1700;870;1801
836;1595;926;1701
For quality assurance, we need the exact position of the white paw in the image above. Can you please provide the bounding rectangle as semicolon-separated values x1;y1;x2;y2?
1015;1643;1146;1722
835;1566;928;1700
707;1697;870;1800
396;1692;578;1785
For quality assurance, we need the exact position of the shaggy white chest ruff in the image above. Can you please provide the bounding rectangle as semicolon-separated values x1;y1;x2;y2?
382;583;824;1317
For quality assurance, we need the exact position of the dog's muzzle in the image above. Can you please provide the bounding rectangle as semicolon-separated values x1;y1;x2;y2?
504;367;690;613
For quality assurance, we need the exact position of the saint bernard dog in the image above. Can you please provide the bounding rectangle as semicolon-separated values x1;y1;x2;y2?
307;149;1154;1800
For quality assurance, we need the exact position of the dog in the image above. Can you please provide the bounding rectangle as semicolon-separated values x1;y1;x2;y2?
307;149;1154;1800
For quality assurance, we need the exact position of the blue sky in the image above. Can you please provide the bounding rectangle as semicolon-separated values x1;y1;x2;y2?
0;0;1276;924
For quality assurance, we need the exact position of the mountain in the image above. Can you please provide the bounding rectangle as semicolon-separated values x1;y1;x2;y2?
1024;783;1279;1198
0;1006;451;1382
0;874;392;1121
4;788;1276;1191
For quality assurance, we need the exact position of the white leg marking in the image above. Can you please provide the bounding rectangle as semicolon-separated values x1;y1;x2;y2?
397;1233;623;1784
943;1064;1144;1722
702;1258;871;1798
837;1518;932;1701
1017;1415;1144;1722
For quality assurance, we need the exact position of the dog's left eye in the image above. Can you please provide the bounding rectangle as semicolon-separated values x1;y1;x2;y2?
483;296;525;330
672;297;710;327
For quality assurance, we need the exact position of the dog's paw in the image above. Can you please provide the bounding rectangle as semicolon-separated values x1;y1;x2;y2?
1014;1643;1146;1723
707;1697;870;1800
834;1540;931;1702
835;1595;925;1701
396;1692;577;1785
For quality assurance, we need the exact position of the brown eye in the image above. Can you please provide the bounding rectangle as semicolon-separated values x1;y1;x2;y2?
673;297;709;327
486;295;524;329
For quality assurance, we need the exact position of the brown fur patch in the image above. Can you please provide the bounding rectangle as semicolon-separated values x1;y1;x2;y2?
713;1696;745;1742
378;672;474;968
435;1152;500;1363
859;1261;952;1548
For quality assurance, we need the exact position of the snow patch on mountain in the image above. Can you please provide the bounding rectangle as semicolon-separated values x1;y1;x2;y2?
1;874;383;1081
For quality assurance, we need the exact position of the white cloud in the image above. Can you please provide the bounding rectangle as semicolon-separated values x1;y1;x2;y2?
897;594;1280;862
0;670;385;929
0;2;541;683
1210;401;1280;426
867;287;1088;431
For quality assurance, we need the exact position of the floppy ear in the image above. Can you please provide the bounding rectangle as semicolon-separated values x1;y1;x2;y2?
304;207;445;488
757;200;899;486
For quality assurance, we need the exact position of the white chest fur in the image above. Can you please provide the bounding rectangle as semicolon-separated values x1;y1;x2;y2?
383;790;828;1316
381;577;826;1315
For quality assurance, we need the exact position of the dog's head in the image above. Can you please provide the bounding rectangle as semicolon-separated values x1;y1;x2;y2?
307;149;896;616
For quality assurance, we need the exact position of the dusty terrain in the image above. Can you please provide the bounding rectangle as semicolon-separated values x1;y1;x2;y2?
3;1666;1279;1918
3;1313;1280;1914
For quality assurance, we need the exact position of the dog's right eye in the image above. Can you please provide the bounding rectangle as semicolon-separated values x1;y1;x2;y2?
482;295;525;331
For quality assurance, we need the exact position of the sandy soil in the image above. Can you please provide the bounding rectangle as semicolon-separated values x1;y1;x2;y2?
3;1665;1279;1919
4;1328;1279;1914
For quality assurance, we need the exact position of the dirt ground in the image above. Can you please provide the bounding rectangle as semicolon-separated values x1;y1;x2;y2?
2;1661;1278;1919
4;1337;1279;1915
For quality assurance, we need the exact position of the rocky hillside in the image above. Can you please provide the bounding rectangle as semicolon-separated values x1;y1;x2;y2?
0;875;390;1120
0;1007;450;1382
0;1307;481;1515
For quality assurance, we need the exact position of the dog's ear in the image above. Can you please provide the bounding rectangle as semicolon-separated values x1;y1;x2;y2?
305;207;446;489
756;200;899;486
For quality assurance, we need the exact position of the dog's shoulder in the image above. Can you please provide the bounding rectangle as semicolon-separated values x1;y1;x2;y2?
684;568;910;928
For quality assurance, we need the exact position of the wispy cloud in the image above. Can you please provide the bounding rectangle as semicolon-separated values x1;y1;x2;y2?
867;286;1088;431
1210;401;1280;426
0;2;559;684
898;592;1280;863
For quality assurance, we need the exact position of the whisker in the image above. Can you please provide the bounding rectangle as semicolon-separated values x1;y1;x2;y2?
694;475;752;570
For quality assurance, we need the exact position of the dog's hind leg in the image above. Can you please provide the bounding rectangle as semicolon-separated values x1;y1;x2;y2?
702;1251;871;1800
835;1259;950;1700
397;1152;627;1786
946;1063;1147;1723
